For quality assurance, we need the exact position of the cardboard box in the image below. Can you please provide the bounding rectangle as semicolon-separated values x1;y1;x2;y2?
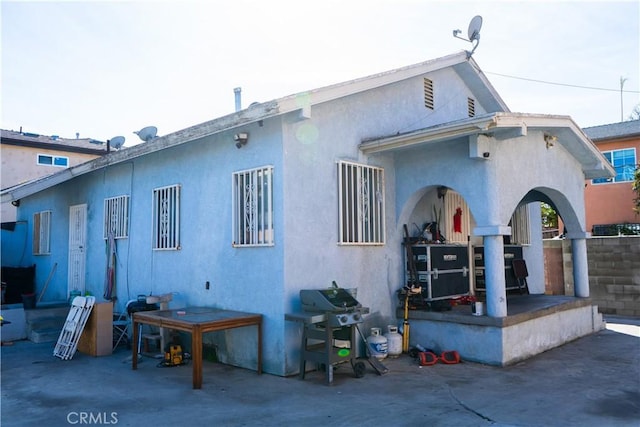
78;301;113;356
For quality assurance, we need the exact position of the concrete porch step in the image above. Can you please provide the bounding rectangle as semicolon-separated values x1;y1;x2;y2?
28;316;65;332
24;303;70;322
30;327;63;344
25;303;70;343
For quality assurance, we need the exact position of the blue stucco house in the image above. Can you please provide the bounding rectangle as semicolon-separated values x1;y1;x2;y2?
1;51;614;374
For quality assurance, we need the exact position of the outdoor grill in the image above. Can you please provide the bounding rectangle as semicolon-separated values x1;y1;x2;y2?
286;287;370;384
300;288;367;327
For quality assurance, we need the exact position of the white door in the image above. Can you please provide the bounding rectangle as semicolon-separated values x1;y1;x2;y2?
68;204;87;296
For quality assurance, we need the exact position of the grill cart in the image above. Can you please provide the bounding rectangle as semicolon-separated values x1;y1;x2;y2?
286;287;370;384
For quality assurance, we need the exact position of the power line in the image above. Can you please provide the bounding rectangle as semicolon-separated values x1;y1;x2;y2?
485;71;640;94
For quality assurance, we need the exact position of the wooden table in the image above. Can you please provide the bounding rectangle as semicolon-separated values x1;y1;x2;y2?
132;307;262;389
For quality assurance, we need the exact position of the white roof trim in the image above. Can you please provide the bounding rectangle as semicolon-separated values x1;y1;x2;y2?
1;52;504;203
359;112;616;179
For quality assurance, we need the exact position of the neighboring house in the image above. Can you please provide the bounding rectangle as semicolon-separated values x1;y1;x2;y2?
1;130;109;222
0;51;614;374
583;120;640;235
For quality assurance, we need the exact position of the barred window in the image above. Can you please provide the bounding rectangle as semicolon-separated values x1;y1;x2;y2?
152;185;180;250
33;210;51;255
232;166;274;247
338;161;385;245
104;195;129;239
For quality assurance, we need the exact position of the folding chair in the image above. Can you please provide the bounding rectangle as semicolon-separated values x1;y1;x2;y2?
112;300;135;351
512;259;530;294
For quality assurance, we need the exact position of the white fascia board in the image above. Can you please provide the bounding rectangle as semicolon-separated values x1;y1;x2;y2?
493;113;615;178
277;52;470;112
359;114;500;153
455;57;511;113
2;53;475;203
359;112;616;179
1;102;280;203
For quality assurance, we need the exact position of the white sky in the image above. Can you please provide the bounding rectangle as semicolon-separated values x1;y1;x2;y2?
2;0;639;146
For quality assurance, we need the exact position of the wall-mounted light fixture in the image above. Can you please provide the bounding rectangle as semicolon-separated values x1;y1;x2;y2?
11;200;20;207
544;133;557;149
234;132;249;149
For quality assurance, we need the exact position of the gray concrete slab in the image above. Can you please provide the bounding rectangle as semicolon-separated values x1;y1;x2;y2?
1;316;639;427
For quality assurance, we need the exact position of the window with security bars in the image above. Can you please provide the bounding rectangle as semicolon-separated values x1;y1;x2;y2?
33;210;51;255
152;185;180;250
104;195;129;239
424;78;434;110
510;204;531;245
232;166;274;247
338;161;385;245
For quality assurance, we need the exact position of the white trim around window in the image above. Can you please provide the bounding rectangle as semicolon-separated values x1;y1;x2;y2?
37;153;69;167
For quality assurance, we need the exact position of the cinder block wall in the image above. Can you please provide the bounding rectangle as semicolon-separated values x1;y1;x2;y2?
587;236;640;317
544;236;640;317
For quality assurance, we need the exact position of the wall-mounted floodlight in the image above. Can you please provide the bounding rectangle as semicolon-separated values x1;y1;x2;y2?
234;132;249;149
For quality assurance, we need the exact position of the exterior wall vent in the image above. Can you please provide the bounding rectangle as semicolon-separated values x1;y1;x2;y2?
423;78;434;110
468;97;476;117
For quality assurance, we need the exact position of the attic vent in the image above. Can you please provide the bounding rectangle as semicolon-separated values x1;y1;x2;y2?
468;97;476;117
423;78;434;110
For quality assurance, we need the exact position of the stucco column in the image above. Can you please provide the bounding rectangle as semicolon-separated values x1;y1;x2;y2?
474;226;510;317
568;232;590;297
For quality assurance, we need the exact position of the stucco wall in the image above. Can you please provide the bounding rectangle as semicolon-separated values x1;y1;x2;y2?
584;136;640;230
1;145;101;222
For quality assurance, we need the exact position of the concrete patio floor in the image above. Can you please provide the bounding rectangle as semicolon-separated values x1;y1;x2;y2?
1;315;638;426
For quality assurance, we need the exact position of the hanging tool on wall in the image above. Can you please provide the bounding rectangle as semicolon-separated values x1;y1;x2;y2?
37;262;57;304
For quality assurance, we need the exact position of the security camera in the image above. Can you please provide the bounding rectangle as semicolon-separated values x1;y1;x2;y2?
483;152;490;158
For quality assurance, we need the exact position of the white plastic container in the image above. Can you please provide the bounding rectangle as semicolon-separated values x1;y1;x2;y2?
367;327;388;360
384;325;403;358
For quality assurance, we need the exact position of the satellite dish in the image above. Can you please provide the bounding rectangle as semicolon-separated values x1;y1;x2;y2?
468;15;482;42
109;136;125;150
452;15;483;58
134;126;158;142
